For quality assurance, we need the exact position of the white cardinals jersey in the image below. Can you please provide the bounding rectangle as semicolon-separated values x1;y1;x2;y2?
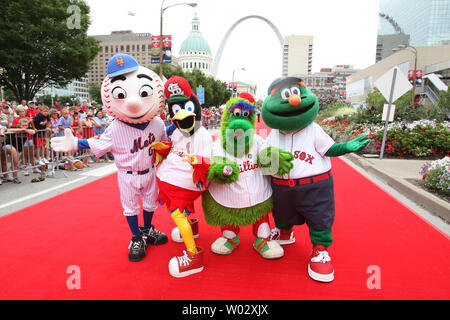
87;117;166;171
208;135;272;208
156;126;212;191
267;122;335;179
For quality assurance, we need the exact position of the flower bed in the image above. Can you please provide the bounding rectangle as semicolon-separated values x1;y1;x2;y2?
320;119;450;158
420;157;450;197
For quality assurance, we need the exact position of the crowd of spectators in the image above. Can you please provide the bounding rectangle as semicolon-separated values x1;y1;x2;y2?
1;99;230;186
0;99;113;185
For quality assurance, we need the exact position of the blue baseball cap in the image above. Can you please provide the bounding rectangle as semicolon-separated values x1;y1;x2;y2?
267;76;303;95
107;54;139;77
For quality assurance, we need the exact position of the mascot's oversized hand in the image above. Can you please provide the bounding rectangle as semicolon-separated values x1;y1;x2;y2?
183;154;210;190
257;147;294;176
345;135;370;152
207;156;239;184
51;128;79;152
151;141;172;166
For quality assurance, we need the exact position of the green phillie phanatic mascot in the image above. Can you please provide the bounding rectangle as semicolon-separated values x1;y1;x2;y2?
261;77;369;282
201;93;293;259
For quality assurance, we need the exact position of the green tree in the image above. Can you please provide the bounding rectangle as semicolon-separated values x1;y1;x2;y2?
0;0;100;102
89;83;102;105
149;64;231;107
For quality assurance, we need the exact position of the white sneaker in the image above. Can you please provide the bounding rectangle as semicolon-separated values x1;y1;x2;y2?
253;238;284;259
33;168;41;174
22;170;29;176
171;226;199;243
38;159;46;166
43;158;50;164
211;237;238;255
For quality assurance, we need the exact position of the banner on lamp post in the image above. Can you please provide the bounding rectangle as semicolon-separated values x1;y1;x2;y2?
150;35;172;64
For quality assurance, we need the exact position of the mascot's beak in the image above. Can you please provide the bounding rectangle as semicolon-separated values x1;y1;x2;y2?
171;109;196;133
171;109;195;121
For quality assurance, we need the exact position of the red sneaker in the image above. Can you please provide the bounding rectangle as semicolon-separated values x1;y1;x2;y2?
270;227;295;245
168;247;204;278
308;245;334;282
171;218;199;243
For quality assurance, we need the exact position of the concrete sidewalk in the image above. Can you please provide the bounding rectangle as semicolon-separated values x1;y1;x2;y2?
342;153;450;227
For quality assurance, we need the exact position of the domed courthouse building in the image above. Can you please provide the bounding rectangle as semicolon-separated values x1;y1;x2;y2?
178;14;213;77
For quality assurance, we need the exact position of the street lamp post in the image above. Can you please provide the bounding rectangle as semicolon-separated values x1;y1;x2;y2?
232;67;245;97
159;0;197;80
393;45;418;105
407;46;418;105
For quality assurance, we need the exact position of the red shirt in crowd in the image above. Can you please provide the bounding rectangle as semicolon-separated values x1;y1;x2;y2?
26;108;40;118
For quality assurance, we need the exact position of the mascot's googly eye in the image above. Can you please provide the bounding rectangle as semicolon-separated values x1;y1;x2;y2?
185;101;195;113
172;104;182;114
139;84;153;98
281;88;291;99
112;87;127;99
291;87;301;96
242;110;250;117
233;107;242;116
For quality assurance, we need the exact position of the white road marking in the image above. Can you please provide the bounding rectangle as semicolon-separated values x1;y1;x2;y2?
0;177;88;210
80;164;117;177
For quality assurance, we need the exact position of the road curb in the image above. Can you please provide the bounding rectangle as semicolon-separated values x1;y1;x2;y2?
342;153;450;223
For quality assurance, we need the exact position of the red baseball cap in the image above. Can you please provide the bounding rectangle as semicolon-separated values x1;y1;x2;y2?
238;92;255;104
164;76;193;103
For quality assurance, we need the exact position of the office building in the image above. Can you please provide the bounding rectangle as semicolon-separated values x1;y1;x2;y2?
378;0;450;46
282;35;313;76
88;31;155;85
376;34;411;63
36;77;89;102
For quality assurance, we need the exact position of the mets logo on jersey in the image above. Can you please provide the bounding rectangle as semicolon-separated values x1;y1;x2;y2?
130;133;156;156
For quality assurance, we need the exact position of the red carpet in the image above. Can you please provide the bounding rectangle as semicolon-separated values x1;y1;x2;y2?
0;122;449;300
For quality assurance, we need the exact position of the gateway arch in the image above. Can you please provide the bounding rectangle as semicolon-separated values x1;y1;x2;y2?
212;15;283;77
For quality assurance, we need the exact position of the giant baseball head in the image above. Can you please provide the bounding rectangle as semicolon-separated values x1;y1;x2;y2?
101;54;165;124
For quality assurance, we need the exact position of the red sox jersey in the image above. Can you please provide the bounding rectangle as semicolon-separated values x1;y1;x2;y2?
267;122;335;179
156;126;212;191
208;135;272;208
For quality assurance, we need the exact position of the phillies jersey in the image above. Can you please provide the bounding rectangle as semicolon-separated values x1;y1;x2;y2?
156;126;212;191
267;122;335;179
207;135;272;208
87;118;166;171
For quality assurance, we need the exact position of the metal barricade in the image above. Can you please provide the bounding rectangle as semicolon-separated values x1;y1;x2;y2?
0;124;109;183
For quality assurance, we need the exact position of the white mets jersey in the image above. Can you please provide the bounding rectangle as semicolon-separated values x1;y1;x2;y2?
156;126;213;191
207;135;272;208
267;122;335;179
87;117;167;171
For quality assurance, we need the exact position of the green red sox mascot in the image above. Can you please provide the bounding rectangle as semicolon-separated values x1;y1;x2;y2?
201;93;292;259
261;77;369;282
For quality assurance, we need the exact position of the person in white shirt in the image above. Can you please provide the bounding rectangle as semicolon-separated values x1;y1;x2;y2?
261;76;369;283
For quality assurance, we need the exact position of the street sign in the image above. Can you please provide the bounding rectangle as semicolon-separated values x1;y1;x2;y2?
382;104;395;122
374;67;412;103
197;85;205;104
